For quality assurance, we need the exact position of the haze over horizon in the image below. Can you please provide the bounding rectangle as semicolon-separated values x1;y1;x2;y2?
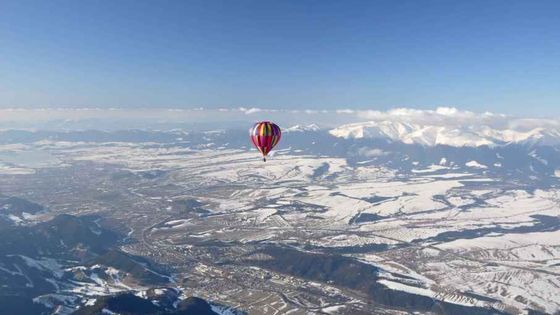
1;0;559;115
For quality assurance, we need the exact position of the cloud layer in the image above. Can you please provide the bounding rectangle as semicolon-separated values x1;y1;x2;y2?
0;107;559;134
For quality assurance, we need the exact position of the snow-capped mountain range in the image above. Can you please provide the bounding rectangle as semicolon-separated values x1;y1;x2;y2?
284;123;321;133
2;107;560;147
329;118;560;147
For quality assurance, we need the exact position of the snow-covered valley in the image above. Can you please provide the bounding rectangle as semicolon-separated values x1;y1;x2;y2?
0;125;559;314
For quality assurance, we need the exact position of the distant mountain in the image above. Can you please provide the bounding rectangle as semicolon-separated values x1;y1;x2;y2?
3;126;560;180
284;124;321;133
329;120;560;147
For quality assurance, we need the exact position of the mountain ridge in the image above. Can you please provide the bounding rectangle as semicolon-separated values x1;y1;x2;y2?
329;120;560;147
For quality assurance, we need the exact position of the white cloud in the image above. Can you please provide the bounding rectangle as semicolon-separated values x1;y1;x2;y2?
243;107;262;115
0;107;558;136
336;109;355;114
353;107;512;128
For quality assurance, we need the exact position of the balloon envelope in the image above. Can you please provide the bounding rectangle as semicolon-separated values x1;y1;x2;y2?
250;121;281;159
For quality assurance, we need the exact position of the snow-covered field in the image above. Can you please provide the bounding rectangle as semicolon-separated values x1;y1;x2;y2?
2;139;560;314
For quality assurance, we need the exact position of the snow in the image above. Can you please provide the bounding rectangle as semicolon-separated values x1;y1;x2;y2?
210;304;241;315
33;294;78;310
7;214;23;223
153;219;191;231
329;117;560;147
321;305;346;314
411;164;448;173
153;288;166;295
85;298;97;306
465;160;488;169
0;164;35;174
284;124;320;132
8;135;560;314
378;279;434;298
14;255;64;278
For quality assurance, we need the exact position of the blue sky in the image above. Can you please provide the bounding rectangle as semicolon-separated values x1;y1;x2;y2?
1;0;559;115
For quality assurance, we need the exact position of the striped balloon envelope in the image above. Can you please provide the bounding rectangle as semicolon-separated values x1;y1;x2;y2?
249;121;282;162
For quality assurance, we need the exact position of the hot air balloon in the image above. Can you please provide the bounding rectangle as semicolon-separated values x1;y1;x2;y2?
250;121;282;162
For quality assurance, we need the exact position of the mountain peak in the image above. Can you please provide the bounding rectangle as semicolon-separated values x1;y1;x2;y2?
329;120;560;147
285;124;321;132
